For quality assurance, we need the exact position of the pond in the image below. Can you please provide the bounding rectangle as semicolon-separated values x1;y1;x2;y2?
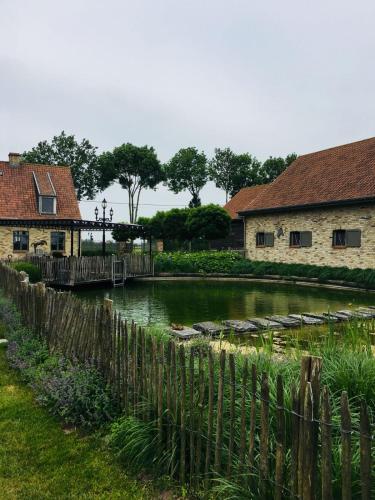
75;278;375;328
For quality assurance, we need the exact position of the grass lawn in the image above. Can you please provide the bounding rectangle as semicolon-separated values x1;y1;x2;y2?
0;340;158;500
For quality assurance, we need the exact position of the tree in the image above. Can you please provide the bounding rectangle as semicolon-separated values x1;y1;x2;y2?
187;204;231;244
260;153;298;183
112;222;144;242
97;143;164;224
149;211;167;240
163;208;193;242
228;153;263;198
23;131;98;200
208;148;236;203
165;147;207;207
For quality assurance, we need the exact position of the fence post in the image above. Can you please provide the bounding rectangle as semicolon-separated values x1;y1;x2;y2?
214;349;226;475
298;355;322;499
360;400;372;500
341;391;352;500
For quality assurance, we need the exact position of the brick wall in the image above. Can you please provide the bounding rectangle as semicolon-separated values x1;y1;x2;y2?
0;227;80;259
245;204;375;269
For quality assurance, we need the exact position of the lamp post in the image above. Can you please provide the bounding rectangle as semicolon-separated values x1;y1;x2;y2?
94;198;114;256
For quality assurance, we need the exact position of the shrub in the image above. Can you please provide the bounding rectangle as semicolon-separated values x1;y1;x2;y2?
154;251;375;288
31;359;116;428
10;261;42;283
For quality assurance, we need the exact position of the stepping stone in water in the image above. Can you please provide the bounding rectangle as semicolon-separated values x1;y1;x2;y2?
192;321;230;336
266;315;300;328
223;320;258;333
357;307;375;318
289;314;325;326
169;327;202;340
328;312;350;321
303;313;335;322
336;309;372;319
248;318;285;330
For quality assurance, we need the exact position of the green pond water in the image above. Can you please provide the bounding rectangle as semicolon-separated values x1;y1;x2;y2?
75;279;375;328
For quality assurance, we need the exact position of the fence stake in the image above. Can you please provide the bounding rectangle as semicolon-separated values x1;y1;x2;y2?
302;382;314;500
360;400;372;500
239;359;249;474
274;374;285;500
204;347;214;489
179;344;186;484
227;353;236;478
214;349;226;475
189;347;195;485
259;372;269;498
341;391;352;500
248;363;257;477
321;386;333;500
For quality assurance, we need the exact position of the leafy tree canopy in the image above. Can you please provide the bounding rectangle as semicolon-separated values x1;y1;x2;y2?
208;148;237;202
22;131;98;200
165;147;207;207
97;143;164;223
163;208;193;242
260;153;298;183
228;153;263;198
187;204;231;241
112;222;145;242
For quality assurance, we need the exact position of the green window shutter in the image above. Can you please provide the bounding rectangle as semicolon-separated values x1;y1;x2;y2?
264;232;274;247
300;231;312;247
346;229;361;247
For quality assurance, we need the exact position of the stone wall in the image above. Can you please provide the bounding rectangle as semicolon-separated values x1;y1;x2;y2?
0;227;80;260
244;204;375;269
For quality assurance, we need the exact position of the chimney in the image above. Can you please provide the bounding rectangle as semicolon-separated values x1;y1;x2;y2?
9;152;21;167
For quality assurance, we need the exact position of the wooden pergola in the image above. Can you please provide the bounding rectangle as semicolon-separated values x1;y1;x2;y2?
0;218;150;257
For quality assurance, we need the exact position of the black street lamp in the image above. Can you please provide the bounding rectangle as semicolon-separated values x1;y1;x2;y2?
94;198;114;256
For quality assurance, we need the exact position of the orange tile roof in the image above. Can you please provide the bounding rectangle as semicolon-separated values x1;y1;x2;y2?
224;185;269;219
241;137;375;215
0;160;81;220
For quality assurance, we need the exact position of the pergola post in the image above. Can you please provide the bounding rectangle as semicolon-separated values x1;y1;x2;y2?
78;229;81;256
70;225;74;256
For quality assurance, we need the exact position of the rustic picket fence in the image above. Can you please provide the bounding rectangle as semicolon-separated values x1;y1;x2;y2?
0;262;373;498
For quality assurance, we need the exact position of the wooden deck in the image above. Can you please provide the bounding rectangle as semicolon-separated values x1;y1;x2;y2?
27;255;153;287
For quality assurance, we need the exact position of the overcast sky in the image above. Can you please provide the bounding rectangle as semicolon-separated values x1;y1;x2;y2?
1;0;375;230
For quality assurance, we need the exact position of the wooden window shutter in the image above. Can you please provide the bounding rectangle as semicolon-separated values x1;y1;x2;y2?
264;232;274;247
346;229;361;247
300;231;312;247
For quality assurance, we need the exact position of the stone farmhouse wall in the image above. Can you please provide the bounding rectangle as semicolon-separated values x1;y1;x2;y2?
0;227;79;260
245;204;375;269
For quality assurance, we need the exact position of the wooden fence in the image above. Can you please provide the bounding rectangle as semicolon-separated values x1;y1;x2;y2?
0;262;373;498
26;254;153;286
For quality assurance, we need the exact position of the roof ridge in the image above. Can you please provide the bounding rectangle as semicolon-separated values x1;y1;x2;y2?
0;160;72;169
298;136;375;159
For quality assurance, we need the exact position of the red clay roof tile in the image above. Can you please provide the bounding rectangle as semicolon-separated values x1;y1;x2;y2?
241;137;375;214
224;185;269;219
0;161;81;220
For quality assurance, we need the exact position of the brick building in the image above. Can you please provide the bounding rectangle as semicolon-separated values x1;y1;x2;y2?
0;153;81;259
239;137;375;269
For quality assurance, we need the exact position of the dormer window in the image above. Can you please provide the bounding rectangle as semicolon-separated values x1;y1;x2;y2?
33;171;57;215
40;196;56;214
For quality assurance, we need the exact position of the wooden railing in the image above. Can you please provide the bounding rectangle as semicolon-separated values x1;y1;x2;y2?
26;254;153;285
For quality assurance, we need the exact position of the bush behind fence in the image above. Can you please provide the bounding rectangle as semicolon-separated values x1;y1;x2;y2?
0;262;373;498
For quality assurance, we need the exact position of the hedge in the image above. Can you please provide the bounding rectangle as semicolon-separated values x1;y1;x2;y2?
154;251;375;288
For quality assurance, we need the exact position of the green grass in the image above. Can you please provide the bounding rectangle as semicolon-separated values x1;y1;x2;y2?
0;342;157;500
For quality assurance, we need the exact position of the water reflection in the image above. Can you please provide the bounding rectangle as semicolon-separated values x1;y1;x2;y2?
75;279;375;327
